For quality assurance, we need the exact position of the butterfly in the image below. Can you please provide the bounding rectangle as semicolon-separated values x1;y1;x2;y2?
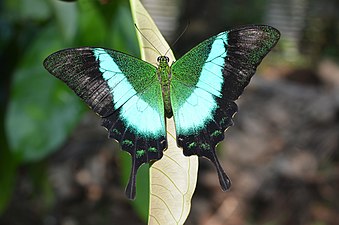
44;25;280;199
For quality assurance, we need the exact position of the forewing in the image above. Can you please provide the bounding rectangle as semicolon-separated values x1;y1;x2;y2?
170;25;280;191
44;47;167;199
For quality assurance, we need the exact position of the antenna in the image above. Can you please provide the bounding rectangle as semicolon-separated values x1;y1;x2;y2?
164;21;190;56
134;24;162;56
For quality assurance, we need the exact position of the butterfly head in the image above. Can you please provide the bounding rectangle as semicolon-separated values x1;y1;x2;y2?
157;56;170;65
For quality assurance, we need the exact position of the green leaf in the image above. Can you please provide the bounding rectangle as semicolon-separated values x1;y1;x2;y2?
5;26;86;162
129;0;198;224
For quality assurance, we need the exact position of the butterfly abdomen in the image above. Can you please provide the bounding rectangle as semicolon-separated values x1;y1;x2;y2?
157;56;173;118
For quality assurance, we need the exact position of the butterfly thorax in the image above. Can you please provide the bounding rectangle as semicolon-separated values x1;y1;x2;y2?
156;56;173;118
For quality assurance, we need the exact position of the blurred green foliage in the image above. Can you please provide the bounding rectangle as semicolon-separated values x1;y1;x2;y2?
0;0;149;221
1;0;338;223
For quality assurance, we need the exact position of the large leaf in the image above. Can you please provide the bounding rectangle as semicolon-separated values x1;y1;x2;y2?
129;0;198;224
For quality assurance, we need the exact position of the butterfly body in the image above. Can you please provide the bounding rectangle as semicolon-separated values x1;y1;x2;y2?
156;56;173;118
44;25;280;199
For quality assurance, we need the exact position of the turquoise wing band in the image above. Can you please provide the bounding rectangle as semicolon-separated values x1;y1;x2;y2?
44;47;167;199
170;25;280;191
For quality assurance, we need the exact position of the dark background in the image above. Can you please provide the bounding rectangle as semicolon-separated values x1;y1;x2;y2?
1;0;338;224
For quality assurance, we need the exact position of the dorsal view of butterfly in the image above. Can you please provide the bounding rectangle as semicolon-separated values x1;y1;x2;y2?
44;25;280;199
